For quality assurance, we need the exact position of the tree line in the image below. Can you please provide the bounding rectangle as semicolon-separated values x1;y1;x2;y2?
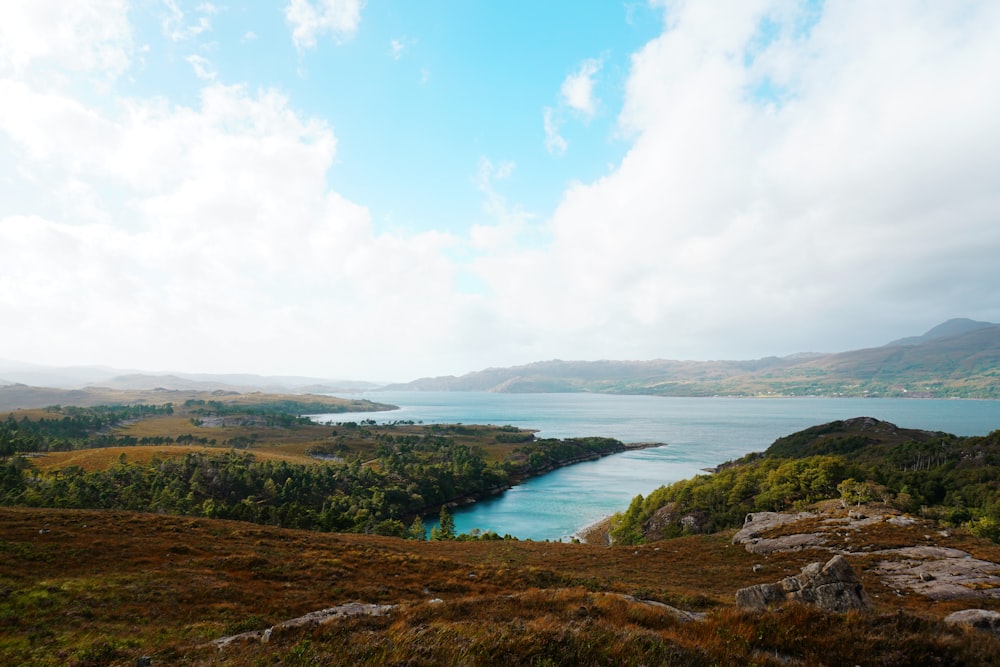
610;421;1000;545
0;408;629;539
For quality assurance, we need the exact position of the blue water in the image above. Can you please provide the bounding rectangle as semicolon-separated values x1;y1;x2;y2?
312;392;1000;541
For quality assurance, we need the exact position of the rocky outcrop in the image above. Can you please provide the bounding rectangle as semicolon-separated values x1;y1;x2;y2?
641;502;708;541
736;555;871;612
731;507;1000;602
873;548;1000;601
732;511;825;555
944;609;1000;636
209;603;394;649
611;594;706;623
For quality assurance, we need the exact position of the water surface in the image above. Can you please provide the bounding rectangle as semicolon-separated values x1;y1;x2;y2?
313;392;999;540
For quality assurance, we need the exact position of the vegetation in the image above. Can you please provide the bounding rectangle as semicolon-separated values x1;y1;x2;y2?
2;506;998;666
0;401;634;538
391;321;1000;398
610;417;1000;544
3;397;1000;665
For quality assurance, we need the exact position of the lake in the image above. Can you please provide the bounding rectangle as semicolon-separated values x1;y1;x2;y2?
313;392;1000;541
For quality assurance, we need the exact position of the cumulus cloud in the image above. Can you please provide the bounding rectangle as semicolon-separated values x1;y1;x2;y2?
489;1;1000;362
0;1;468;379
3;0;1000;380
0;0;132;77
285;0;364;51
0;79;467;377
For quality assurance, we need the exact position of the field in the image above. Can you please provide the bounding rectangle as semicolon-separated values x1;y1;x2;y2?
3;506;1000;666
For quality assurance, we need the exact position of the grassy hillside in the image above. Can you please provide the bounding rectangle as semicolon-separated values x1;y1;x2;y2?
389;322;1000;398
3;506;999;666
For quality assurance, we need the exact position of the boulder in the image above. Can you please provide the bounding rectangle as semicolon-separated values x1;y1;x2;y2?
944;609;1000;636
736;555;871;612
732;511;817;545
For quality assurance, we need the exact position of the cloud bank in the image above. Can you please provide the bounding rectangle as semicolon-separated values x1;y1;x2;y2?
1;1;999;381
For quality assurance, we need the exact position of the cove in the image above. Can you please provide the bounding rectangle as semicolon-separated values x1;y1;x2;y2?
315;392;1000;541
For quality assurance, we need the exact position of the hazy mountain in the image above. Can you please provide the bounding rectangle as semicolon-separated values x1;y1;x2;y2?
885;317;996;346
388;319;1000;399
0;361;129;388
98;373;379;393
0;360;378;394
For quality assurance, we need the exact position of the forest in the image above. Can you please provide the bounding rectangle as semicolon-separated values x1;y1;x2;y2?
609;417;1000;544
0;403;627;539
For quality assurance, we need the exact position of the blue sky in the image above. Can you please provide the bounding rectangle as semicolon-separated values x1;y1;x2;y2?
1;1;999;381
124;1;661;239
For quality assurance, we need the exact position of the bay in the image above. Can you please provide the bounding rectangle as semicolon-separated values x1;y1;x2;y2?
313;392;1000;541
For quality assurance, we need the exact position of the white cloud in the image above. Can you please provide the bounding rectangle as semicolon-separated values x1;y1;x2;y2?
560;57;603;119
542;107;567;156
185;54;216;80
390;39;405;59
0;0;132;78
389;37;416;60
285;0;364;51
4;0;1000;381
0;79;472;378
485;1;1000;362
161;0;213;42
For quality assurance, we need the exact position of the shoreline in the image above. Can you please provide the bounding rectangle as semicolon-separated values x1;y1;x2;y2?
574;515;614;545
428;439;669;529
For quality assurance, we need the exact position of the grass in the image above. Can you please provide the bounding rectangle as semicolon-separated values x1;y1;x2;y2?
3;506;1000;665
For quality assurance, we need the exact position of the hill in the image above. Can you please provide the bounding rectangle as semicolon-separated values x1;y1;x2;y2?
388;319;1000;398
3;506;999;665
0;358;378;393
608;417;1000;545
0;385;391;412
886;317;997;346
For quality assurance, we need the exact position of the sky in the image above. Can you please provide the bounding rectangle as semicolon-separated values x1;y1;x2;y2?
1;1;999;383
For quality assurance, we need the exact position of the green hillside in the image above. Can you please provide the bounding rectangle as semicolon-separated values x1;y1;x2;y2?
609;417;1000;544
391;320;1000;398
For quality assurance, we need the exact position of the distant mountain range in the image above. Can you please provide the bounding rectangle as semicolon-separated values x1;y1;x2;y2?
388;318;1000;399
0;361;378;395
3;318;998;400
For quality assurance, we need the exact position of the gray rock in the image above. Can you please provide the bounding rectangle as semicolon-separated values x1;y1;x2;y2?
614;594;706;622
732;512;817;545
743;532;828;555
736;555;871;612
873;548;1000;600
944;609;1000;636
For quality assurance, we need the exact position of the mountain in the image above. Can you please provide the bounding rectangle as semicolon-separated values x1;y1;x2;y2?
0;359;378;393
885;317;996;346
388;319;1000;399
0;360;129;388
97;373;379;393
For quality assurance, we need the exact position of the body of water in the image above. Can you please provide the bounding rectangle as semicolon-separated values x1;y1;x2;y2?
313;392;1000;541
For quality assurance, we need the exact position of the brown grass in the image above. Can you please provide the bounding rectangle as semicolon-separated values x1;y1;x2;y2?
3;507;999;666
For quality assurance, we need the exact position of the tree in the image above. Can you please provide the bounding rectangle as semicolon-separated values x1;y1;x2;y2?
408;516;426;540
430;506;455;540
